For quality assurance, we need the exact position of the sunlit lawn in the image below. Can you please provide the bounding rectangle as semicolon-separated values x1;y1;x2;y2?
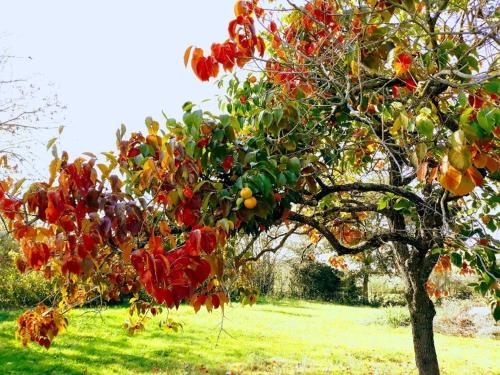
0;300;498;374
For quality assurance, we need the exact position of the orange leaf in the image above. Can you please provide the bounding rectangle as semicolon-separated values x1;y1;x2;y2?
466;166;483;186
427;166;438;184
159;220;170;236
234;0;252;17
416;161;428;182
120;241;133;264
191;47;204;71
485;155;499;173
473;152;488;168
184;45;193;67
452;173;475;196
439;163;462;192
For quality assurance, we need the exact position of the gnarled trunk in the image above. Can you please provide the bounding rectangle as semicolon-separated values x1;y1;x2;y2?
388;208;440;374
406;278;440;375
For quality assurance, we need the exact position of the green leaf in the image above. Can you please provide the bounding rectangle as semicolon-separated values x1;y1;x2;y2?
46;137;57;151
477;109;495;134
258;174;272;197
467;56;479;71
183;109;203;129
377;197;388;210
287;157;301;174
460;107;474;125
451;253;462;268
393;198;412;211
277;173;287;187
182;101;194;112
273;108;284;125
259;111;273;129
440;40;455;50
244;151;258;165
458;92;467;107
484;79;500;95
432;247;444;255
416;114;434;139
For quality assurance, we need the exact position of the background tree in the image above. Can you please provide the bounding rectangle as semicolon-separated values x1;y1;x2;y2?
0;46;62;177
0;1;498;375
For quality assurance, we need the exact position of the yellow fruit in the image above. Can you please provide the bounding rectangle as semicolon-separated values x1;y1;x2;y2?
240;187;253;199
244;197;257;209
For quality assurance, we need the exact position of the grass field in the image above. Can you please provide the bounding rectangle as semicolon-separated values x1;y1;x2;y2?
0;300;498;374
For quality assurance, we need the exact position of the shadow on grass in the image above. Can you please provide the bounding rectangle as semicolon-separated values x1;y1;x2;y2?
0;310;20;322
0;316;260;375
0;333;226;374
256;298;309;309
257;308;313;318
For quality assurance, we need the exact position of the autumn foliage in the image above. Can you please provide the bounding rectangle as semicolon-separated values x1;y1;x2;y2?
0;5;498;374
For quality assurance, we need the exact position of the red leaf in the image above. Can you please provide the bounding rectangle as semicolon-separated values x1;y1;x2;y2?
62;256;82;275
191;48;219;81
183;186;193;199
468;93;484;109
127;148;141;158
404;76;417;91
269;21;277;33
45;191;65;224
222;155;234;172
394;53;412;76
211;41;237;71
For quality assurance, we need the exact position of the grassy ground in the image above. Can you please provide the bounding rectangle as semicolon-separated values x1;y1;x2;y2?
0;300;498;374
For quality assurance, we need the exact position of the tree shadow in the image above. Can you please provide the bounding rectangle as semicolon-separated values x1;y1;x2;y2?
257;308;313;318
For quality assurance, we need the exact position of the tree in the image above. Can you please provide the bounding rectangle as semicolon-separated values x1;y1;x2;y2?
0;49;62;176
0;1;498;374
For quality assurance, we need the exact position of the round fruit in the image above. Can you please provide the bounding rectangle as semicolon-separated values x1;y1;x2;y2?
244;197;257;209
240;187;253;199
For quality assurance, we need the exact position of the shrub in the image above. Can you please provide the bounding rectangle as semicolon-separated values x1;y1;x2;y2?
382;307;411;328
369;293;407;307
290;261;361;303
0;234;53;309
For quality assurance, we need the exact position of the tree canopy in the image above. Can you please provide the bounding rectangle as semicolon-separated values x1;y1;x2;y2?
0;1;498;374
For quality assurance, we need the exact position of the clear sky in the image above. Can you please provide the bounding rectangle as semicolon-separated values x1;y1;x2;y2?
2;0;234;177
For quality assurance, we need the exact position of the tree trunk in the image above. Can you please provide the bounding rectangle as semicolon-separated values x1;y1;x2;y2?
362;273;369;303
406;276;440;375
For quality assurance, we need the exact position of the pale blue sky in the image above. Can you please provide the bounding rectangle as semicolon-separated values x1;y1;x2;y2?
3;0;234;176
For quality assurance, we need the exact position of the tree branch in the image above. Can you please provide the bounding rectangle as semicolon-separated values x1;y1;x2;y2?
289;212;424;255
312;182;425;207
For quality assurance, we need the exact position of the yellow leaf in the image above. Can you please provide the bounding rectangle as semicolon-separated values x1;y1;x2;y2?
48;159;62;186
97;163;110;179
448;148;471;171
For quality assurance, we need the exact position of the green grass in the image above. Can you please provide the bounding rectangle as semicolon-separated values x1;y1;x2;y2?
0;300;498;374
